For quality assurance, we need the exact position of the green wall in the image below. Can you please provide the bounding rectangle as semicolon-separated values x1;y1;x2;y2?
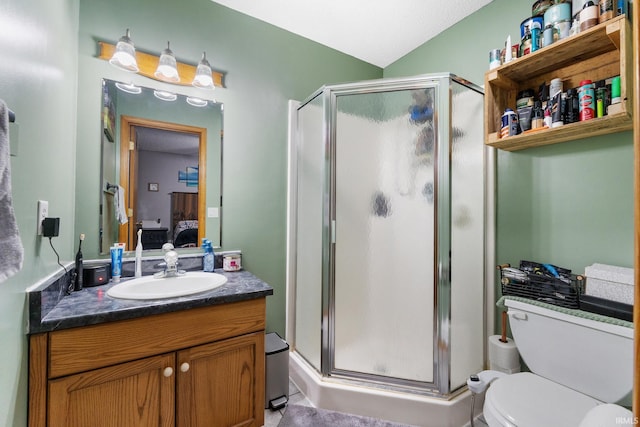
385;0;634;332
0;0;80;425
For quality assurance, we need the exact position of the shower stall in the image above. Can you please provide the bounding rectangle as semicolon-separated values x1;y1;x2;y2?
286;74;493;426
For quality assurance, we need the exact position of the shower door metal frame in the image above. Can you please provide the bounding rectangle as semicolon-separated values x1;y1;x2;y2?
318;74;463;396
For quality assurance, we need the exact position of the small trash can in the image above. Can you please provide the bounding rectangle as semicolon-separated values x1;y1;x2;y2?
265;332;289;410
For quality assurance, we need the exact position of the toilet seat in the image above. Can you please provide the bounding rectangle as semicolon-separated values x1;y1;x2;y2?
484;372;601;427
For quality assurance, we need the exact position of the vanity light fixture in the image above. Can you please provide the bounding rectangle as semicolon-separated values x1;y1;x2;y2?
109;29;139;73
153;90;177;101
186;96;209;107
99;36;225;88
154;42;180;83
115;82;142;94
192;52;215;90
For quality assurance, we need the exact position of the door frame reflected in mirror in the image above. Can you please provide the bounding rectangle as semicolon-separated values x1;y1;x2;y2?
119;115;207;250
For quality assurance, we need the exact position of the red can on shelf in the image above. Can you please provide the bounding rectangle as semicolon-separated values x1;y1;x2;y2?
578;79;595;121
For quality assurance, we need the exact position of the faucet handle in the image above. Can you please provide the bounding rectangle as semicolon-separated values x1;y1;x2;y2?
162;243;175;252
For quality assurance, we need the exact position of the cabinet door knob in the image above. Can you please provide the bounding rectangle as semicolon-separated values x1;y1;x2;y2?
180;362;190;372
163;367;174;377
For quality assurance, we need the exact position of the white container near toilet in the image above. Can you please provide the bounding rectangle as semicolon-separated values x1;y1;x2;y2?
483;299;633;427
584;263;634;305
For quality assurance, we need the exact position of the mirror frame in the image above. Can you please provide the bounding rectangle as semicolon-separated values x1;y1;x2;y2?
118;115;207;250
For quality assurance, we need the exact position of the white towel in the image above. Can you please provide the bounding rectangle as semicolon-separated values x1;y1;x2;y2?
115;185;128;225
0;100;24;283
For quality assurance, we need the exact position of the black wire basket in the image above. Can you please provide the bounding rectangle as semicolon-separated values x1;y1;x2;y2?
499;263;584;309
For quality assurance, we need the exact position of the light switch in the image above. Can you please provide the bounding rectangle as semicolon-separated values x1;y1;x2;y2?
207;207;219;218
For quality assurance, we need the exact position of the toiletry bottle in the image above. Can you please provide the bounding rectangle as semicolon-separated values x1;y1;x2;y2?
111;244;123;283
135;229;143;278
74;234;84;291
580;1;598;32
595;80;607;118
203;239;215;272
543;105;552;128
531;101;544;129
565;88;579;123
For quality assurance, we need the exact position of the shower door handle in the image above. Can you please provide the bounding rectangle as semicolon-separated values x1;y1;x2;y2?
331;219;336;244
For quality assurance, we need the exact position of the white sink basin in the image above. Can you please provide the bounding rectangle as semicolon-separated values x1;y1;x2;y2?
107;272;228;300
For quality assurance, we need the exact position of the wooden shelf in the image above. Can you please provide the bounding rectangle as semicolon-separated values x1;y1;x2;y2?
485;15;633;151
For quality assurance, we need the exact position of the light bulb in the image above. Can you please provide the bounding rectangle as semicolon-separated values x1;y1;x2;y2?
154;41;180;83
109;29;139;72
192;51;214;90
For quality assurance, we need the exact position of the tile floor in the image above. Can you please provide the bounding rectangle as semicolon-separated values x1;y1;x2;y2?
264;379;312;427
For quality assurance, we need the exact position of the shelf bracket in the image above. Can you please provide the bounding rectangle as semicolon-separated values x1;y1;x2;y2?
487;72;518;91
606;19;622;50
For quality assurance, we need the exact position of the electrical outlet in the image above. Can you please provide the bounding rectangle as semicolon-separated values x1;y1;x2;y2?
37;200;48;236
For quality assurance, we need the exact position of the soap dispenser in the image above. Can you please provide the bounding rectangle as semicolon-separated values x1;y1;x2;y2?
203;239;215;272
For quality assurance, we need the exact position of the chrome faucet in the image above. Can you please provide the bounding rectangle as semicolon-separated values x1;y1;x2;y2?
153;243;186;278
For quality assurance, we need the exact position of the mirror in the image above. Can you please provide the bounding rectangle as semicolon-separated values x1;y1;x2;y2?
100;79;222;254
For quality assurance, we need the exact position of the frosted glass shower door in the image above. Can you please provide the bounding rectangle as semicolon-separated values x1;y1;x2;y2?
332;88;436;384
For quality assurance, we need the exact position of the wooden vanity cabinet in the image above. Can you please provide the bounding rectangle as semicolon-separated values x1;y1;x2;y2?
29;298;266;427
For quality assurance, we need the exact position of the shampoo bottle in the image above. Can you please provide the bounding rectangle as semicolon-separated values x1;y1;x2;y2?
74;234;84;291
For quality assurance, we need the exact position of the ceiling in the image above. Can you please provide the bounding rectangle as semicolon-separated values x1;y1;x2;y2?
132;2;496;153
210;0;493;68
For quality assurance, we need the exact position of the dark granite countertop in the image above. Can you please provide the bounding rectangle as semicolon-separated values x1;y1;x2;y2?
28;265;273;334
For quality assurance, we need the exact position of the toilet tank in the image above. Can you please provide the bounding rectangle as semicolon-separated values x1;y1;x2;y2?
505;298;633;403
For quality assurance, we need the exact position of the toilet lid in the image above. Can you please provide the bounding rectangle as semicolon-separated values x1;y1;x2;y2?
484;373;601;427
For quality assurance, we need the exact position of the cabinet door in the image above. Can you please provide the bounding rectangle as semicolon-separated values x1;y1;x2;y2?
177;332;265;427
48;353;175;427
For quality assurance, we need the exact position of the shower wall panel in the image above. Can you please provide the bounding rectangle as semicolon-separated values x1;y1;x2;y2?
449;81;485;389
294;94;324;371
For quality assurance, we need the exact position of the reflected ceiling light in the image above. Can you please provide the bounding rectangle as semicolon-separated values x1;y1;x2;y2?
154;41;180;83
153;90;177;101
186;96;209;107
115;81;142;94
192;52;214;90
109;29;139;72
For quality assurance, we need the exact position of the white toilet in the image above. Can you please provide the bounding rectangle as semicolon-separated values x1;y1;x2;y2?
483;298;634;427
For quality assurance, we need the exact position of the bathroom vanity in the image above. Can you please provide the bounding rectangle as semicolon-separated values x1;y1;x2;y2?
27;268;273;427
